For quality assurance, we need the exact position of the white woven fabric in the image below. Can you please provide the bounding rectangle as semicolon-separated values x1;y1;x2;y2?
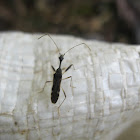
0;32;140;140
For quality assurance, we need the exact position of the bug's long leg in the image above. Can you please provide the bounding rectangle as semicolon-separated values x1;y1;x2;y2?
51;65;56;72
58;87;66;114
38;80;52;93
63;64;75;75
62;76;75;88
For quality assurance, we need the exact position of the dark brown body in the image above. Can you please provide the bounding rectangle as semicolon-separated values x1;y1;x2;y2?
51;68;62;103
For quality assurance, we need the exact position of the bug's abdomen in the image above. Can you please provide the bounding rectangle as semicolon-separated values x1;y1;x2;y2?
51;81;61;103
51;90;60;103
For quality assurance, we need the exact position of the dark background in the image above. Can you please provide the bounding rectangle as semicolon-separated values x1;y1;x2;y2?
0;0;140;44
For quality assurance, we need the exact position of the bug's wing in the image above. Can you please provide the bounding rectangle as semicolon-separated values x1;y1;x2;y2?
51;90;59;103
51;77;61;103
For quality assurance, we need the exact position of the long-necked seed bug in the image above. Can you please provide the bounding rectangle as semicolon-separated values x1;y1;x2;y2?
38;34;91;112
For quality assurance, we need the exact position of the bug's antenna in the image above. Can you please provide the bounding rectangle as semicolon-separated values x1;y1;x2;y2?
63;43;91;56
38;33;61;55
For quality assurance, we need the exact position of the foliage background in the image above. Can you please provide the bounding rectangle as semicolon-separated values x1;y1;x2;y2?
0;0;139;43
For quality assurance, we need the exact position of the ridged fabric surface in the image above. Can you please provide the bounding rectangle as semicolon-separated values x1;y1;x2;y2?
0;32;140;140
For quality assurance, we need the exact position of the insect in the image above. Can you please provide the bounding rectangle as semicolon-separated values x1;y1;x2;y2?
38;34;91;111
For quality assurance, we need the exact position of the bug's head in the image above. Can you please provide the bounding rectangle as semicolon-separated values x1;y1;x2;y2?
59;54;64;62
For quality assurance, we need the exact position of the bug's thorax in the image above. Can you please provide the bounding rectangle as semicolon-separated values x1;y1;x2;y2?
55;67;62;75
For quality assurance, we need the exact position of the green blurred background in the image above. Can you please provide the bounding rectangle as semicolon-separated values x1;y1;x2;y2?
0;0;140;44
